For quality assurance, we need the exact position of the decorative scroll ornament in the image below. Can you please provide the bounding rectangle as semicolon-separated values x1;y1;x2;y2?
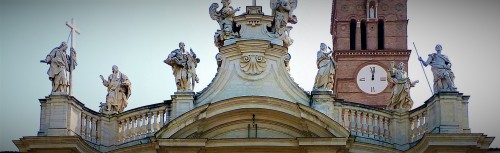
240;54;267;75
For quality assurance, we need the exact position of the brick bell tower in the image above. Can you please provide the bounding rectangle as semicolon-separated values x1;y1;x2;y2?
331;0;411;107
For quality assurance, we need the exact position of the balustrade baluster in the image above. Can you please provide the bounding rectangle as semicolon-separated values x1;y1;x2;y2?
91;117;97;143
343;109;349;129
159;110;165;127
368;113;373;138
383;117;390;142
411;116;417;142
86;116;91;141
122;119;127;143
81;114;86;138
421;112;427;134
147;112;153;136
373;114;379;140
133;116;138;140
125;118;131;142
350;110;356;134
379;116;385;140
362;112;367;136
356;111;362;136
154;111;159;132
141;114;147;138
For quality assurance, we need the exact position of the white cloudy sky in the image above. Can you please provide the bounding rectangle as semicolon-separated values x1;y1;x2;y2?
1;0;500;151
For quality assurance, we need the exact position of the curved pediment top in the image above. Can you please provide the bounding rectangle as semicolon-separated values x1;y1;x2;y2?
155;97;349;139
196;40;310;106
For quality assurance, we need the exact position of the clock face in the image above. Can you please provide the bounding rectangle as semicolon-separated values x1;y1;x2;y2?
356;64;388;94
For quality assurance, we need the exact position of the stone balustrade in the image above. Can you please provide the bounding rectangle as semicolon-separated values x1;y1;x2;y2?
338;103;392;144
409;106;427;143
116;106;168;144
80;110;99;143
37;95;172;151
37;91;471;152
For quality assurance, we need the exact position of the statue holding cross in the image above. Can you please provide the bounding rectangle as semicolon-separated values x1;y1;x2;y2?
40;19;80;96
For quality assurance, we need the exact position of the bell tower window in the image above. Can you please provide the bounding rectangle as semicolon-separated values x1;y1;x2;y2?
350;19;357;50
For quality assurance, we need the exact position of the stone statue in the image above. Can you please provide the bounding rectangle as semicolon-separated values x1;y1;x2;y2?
419;44;457;93
99;65;131;114
164;42;200;91
313;43;336;91
369;6;375;18
210;0;241;47
270;0;297;46
40;42;76;95
387;62;418;111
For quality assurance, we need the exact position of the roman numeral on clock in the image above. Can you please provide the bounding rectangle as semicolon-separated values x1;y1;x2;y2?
371;87;375;92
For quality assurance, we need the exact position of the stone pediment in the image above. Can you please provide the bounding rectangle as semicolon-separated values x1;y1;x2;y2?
195;40;310;107
156;97;349;139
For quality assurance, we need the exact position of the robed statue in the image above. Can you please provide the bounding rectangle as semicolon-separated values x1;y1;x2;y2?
419;44;457;93
210;0;240;47
40;42;77;95
100;65;131;114
387;62;418;111
313;43;336;91
270;0;297;46
164;42;200;91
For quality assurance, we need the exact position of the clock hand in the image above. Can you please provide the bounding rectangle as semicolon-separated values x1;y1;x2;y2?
370;67;375;81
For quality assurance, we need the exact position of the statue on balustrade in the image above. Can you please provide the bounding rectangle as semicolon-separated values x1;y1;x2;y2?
99;65;131;114
40;42;77;95
270;0;297;46
164;42;200;91
419;44;457;93
387;62;418;111
313;43;336;91
210;0;241;47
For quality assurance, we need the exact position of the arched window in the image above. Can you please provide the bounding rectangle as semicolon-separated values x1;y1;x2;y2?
361;20;367;50
350;19;357;50
378;19;385;50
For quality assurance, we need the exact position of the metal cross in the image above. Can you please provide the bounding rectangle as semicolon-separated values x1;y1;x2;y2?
66;18;80;48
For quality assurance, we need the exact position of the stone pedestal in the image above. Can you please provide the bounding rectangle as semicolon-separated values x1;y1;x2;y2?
311;90;335;118
38;95;84;137
391;109;410;151
427;91;470;134
171;92;195;119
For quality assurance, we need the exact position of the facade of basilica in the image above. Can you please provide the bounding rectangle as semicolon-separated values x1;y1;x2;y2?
13;0;498;152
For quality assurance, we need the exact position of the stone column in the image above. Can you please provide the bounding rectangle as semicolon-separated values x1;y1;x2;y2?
171;92;196;119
